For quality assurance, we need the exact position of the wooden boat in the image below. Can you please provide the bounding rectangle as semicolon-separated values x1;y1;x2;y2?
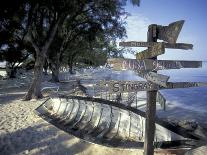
35;95;203;149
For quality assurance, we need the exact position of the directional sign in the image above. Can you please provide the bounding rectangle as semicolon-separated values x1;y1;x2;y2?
157;20;184;43
165;82;207;89
119;41;193;50
107;58;202;71
136;42;165;60
108;81;157;93
97;80;207;93
136;71;170;87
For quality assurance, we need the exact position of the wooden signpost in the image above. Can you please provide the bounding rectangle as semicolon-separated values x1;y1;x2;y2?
106;20;206;155
109;20;207;155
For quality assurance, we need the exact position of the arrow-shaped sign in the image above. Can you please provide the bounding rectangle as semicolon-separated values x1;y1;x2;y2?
132;71;170;87
107;58;202;71
136;42;165;60
157;20;185;44
119;41;193;50
101;80;207;93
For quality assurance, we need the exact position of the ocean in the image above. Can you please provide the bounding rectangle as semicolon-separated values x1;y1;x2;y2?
91;61;207;125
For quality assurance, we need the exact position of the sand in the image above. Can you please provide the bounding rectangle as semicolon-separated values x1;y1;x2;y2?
0;86;149;155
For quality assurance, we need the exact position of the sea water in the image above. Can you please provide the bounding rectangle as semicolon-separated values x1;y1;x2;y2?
91;61;207;125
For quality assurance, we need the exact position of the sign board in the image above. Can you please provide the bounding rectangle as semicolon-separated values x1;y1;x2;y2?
157;20;184;43
108;81;158;93
119;41;193;50
97;80;207;93
136;71;170;87
136;42;165;60
165;82;207;89
107;58;202;71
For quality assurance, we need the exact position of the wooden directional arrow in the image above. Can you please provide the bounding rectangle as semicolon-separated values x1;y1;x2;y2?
108;81;157;93
119;41;193;50
107;58;202;71
157;20;185;44
136;71;170;87
165;82;207;89
100;80;207;93
136;42;165;60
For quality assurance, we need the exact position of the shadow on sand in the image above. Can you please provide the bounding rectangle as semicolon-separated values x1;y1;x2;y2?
0;122;90;155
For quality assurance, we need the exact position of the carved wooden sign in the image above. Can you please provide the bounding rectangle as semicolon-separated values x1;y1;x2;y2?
165;82;207;89
100;80;207;93
136;42;165;60
136;71;170;87
119;41;193;50
157;20;185;43
108;81;157;93
107;58;202;71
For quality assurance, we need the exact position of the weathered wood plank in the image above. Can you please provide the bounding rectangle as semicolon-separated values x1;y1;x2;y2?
165;82;207;89
136;42;165;60
119;41;193;50
157;20;184;43
136;71;170;87
101;80;207;93
108;81;157;93
107;58;202;71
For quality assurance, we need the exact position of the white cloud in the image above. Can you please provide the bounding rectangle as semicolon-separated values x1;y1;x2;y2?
120;13;151;58
125;13;150;41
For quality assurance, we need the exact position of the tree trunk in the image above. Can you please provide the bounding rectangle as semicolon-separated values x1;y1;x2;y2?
68;60;74;74
23;54;44;100
69;65;73;74
49;52;60;82
6;62;17;78
9;68;17;78
50;62;60;82
43;59;49;75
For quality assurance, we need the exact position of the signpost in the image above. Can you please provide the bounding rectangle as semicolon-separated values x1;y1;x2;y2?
106;20;206;155
138;24;158;155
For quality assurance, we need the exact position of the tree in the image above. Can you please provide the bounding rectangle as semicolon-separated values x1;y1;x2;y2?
0;0;140;100
47;0;129;80
0;0;34;78
23;0;84;100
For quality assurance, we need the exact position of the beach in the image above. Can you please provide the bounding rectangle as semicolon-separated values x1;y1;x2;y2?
0;66;207;155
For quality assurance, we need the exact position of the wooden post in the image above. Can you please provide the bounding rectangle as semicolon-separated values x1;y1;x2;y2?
144;24;157;155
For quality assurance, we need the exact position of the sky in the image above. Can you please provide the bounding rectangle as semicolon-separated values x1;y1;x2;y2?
122;0;207;61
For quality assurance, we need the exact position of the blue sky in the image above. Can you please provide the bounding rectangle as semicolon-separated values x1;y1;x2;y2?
122;0;207;61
